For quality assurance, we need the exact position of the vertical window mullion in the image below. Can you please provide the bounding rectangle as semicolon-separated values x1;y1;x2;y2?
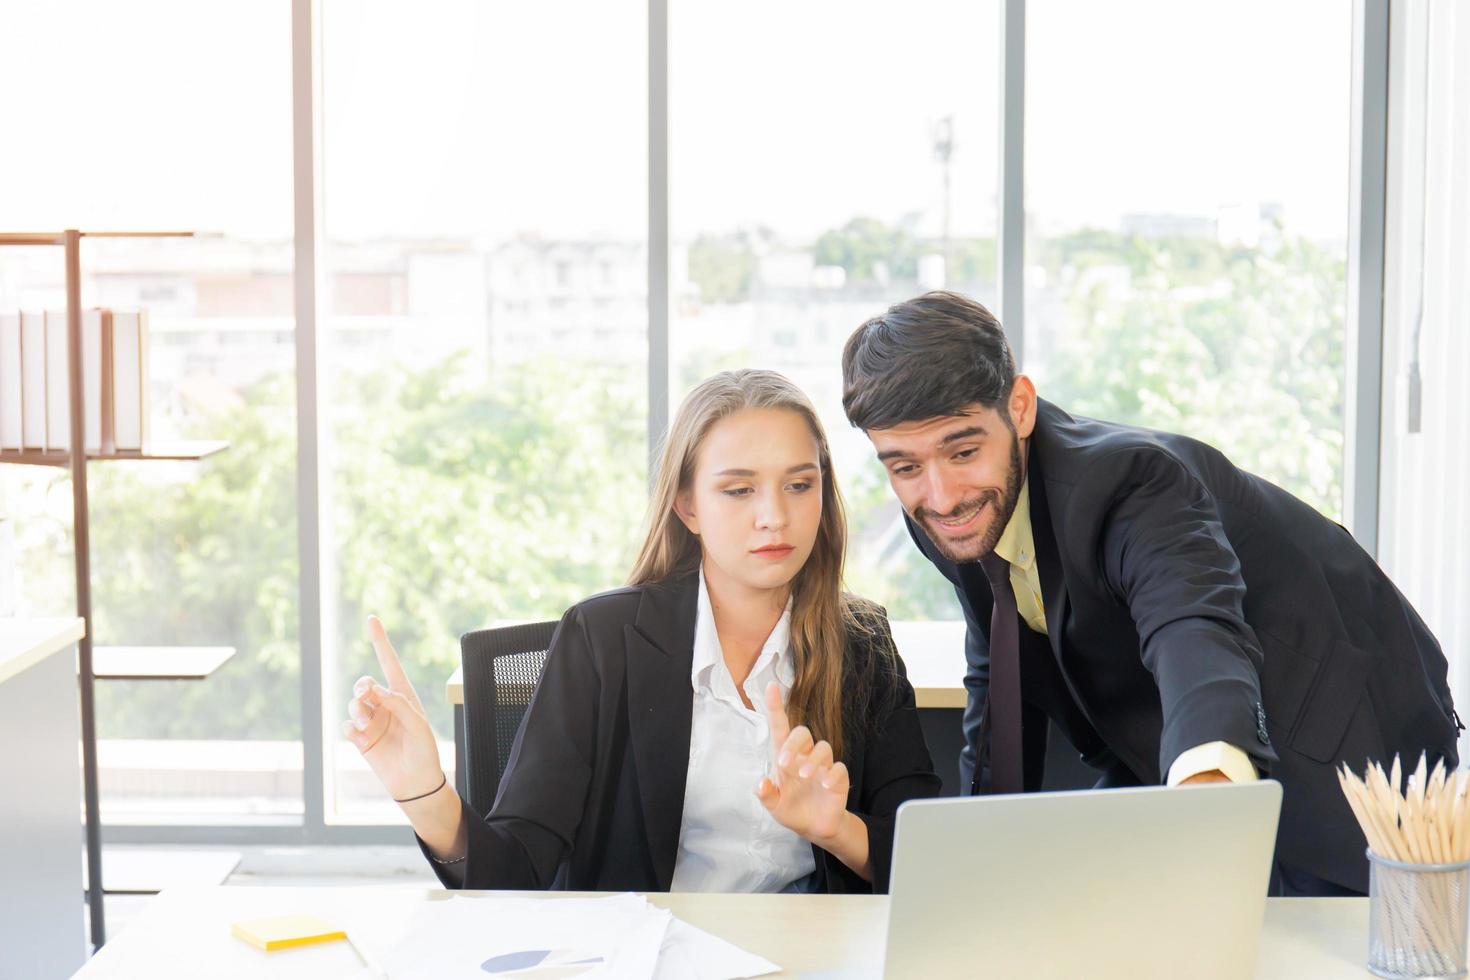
1346;0;1390;557
999;0;1026;364
648;0;670;480
292;0;327;838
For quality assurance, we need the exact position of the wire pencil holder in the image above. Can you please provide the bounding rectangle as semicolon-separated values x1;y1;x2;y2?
1368;850;1470;979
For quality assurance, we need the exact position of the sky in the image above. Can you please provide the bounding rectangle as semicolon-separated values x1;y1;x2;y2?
0;0;1350;245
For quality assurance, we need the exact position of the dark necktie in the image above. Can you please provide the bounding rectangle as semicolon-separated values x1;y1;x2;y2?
979;552;1023;795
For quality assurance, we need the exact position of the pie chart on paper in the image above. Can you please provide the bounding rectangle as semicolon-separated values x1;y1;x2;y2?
481;948;606;977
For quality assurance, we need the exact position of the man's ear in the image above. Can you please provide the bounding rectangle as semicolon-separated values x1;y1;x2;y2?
1009;374;1038;440
673;488;700;536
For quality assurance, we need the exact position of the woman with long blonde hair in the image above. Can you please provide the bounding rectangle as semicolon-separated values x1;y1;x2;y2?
347;369;940;893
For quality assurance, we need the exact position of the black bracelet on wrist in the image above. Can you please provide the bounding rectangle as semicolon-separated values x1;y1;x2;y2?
394;772;447;804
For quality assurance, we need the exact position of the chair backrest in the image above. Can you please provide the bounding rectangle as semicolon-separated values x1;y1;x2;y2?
458;620;558;816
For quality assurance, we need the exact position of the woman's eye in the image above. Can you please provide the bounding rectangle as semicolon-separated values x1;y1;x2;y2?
721;487;753;498
787;481;813;493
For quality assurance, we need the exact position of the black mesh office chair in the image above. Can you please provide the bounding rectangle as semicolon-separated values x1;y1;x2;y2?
458;620;558;816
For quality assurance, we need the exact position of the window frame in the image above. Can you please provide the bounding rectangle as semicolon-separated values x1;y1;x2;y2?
103;0;1388;845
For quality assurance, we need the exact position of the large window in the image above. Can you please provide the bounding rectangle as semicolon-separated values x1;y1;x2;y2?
319;0;648;821
0;1;1399;840
671;0;1000;619
0;0;300;822
1027;0;1351;520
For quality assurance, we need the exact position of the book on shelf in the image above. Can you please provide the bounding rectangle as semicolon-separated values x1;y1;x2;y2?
111;309;149;452
82;308;114;454
44;311;71;450
19;311;47;450
0;313;21;450
0;306;142;457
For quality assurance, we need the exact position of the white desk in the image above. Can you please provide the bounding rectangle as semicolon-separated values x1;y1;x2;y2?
72;885;1370;979
889;620;968;709
0;617;87;980
0;615;84;684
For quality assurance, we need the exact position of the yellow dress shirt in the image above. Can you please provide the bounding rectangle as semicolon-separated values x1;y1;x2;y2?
991;476;1049;634
994;477;1258;787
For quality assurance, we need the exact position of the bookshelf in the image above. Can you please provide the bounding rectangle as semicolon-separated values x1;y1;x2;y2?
1;440;229;467
0;229;232;950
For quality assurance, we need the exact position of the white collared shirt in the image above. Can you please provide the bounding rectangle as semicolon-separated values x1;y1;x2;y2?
669;567;817;893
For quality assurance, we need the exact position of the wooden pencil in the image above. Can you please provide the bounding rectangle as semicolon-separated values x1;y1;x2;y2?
1338;753;1470;966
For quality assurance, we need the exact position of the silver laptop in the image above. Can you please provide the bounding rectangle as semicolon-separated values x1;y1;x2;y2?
883;781;1283;979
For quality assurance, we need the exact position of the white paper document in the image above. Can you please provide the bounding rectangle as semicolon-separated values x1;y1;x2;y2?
654;916;781;980
367;893;778;980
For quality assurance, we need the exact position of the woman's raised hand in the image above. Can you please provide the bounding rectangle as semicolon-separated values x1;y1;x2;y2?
343;616;445;803
755;682;850;844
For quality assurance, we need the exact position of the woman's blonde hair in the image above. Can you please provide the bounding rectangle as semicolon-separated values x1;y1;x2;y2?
628;369;873;759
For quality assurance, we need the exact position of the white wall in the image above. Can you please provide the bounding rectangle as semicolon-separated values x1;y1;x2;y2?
1380;0;1470;739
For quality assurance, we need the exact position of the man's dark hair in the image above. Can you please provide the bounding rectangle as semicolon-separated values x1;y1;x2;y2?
841;290;1016;431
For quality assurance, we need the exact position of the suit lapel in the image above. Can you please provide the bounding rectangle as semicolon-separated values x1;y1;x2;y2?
1026;446;1072;670
624;571;698;891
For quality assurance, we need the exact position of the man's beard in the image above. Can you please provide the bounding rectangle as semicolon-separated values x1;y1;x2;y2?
912;430;1024;564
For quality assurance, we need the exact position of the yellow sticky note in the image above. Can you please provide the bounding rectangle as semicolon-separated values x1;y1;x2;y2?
231;913;347;951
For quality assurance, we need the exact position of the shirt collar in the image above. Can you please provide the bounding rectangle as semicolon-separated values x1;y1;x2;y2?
992;475;1037;573
692;563;795;691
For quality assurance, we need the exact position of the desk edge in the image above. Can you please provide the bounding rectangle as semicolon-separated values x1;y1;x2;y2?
0;617;86;686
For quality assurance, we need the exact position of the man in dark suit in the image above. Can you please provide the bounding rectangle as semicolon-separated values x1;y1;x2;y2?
840;290;1461;896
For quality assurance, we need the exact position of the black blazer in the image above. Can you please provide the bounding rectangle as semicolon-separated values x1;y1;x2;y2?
424;569;941;893
909;399;1460;892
